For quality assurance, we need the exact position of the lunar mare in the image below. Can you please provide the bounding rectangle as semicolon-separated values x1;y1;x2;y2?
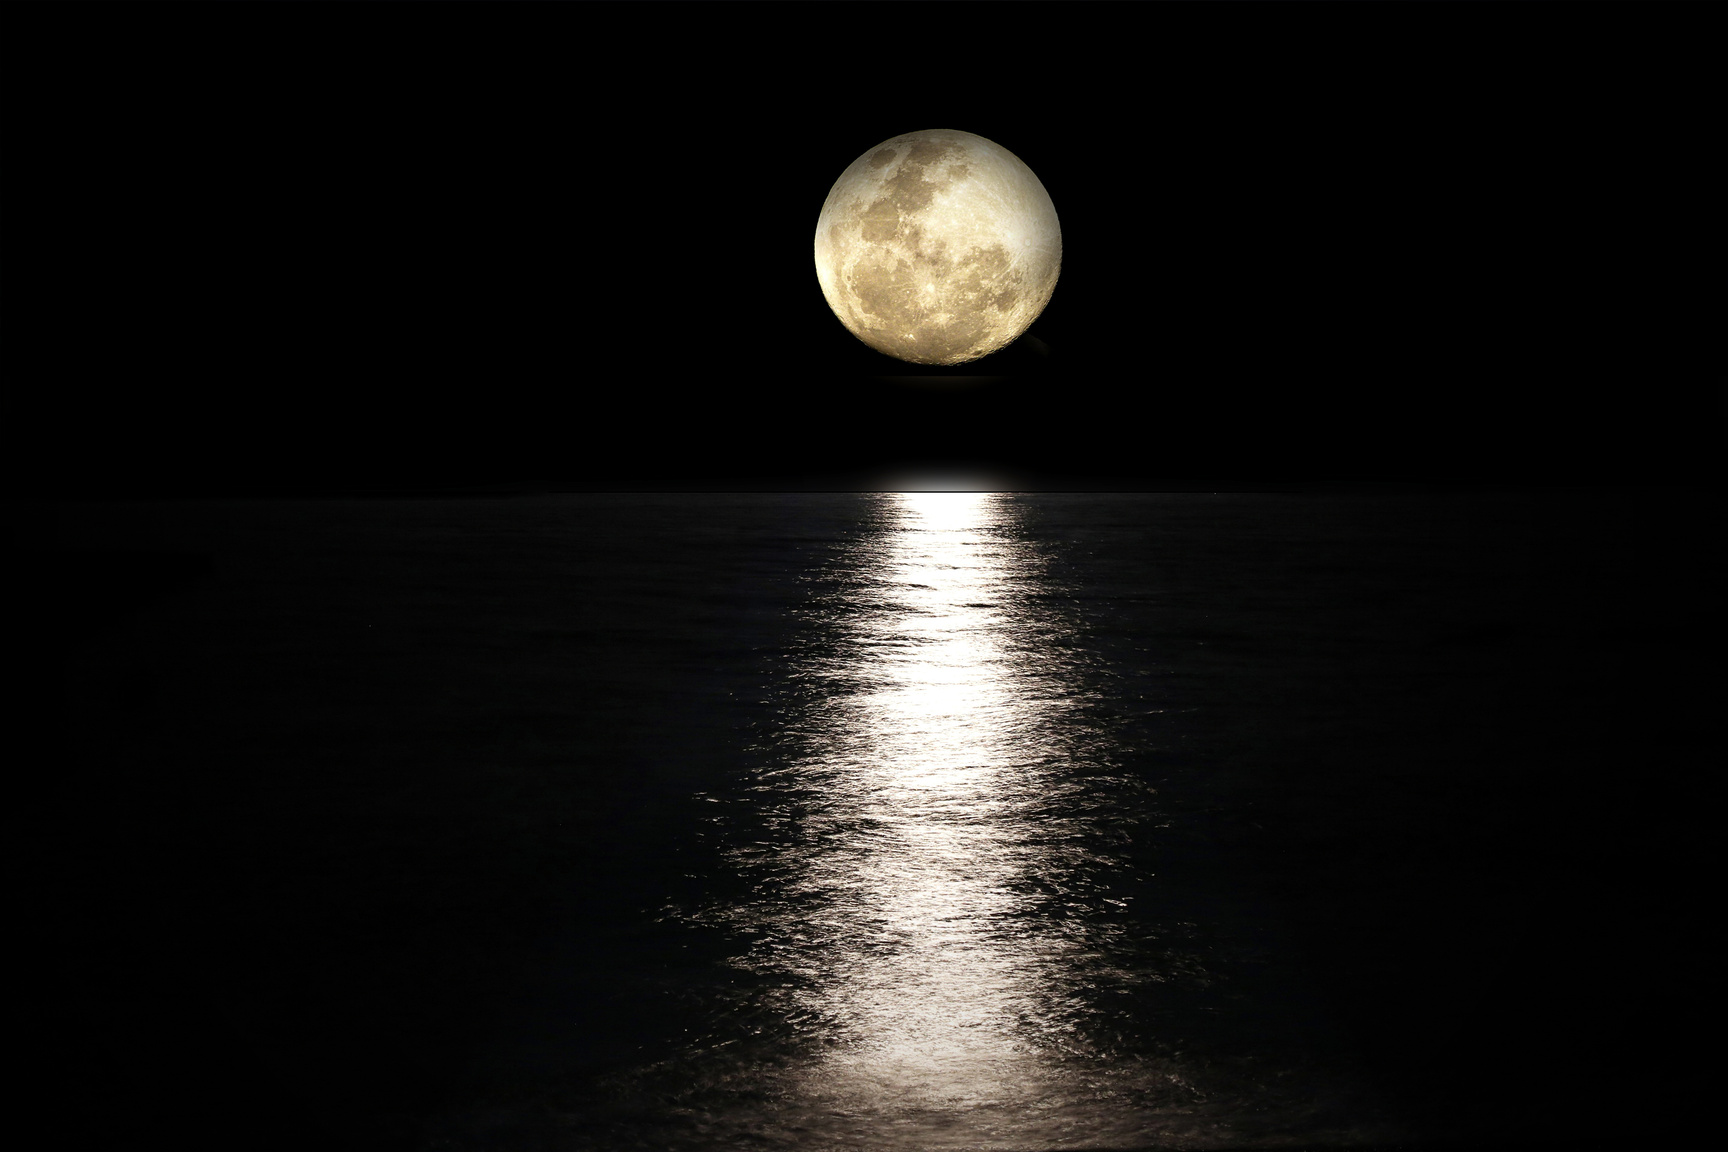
815;129;1060;366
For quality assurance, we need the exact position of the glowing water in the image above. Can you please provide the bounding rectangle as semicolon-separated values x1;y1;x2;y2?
751;494;1100;1131
642;494;1378;1148
433;493;1394;1150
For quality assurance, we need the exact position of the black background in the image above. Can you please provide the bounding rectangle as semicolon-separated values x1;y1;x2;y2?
4;5;1724;1152
4;3;1721;496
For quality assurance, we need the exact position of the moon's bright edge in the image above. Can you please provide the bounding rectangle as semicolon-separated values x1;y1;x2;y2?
814;129;1061;366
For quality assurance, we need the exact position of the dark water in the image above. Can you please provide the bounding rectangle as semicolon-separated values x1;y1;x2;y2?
23;491;1716;1149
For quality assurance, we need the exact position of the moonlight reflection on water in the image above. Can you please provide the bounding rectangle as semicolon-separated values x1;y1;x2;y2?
680;493;1195;1148
455;493;1391;1150
759;493;1103;1112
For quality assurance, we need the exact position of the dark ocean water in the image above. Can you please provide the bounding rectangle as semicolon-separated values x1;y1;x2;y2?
21;491;1717;1150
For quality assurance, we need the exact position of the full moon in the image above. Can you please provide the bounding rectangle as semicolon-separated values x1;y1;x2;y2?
814;129;1060;366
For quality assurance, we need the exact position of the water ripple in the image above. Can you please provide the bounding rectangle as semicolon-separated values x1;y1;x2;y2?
670;495;1195;1146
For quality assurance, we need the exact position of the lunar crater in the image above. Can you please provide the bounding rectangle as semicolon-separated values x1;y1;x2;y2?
815;129;1060;365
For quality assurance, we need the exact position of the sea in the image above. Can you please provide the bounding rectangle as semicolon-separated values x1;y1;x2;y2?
25;490;1716;1150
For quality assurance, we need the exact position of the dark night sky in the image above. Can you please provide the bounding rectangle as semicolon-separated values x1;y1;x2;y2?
3;3;1722;496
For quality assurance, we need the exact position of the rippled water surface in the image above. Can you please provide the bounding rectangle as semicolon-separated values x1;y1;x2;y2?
437;493;1392;1150
693;493;1165;1147
42;489;1713;1151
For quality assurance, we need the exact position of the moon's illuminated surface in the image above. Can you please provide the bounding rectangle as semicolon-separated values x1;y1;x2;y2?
815;129;1061;366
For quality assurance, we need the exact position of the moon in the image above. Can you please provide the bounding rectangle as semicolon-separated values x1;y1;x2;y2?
814;129;1061;366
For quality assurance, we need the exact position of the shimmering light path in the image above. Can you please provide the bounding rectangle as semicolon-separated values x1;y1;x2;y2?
461;493;1393;1150
749;493;1109;1128
657;493;1366;1149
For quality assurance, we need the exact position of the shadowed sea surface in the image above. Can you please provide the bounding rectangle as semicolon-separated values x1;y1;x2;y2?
24;491;1715;1150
